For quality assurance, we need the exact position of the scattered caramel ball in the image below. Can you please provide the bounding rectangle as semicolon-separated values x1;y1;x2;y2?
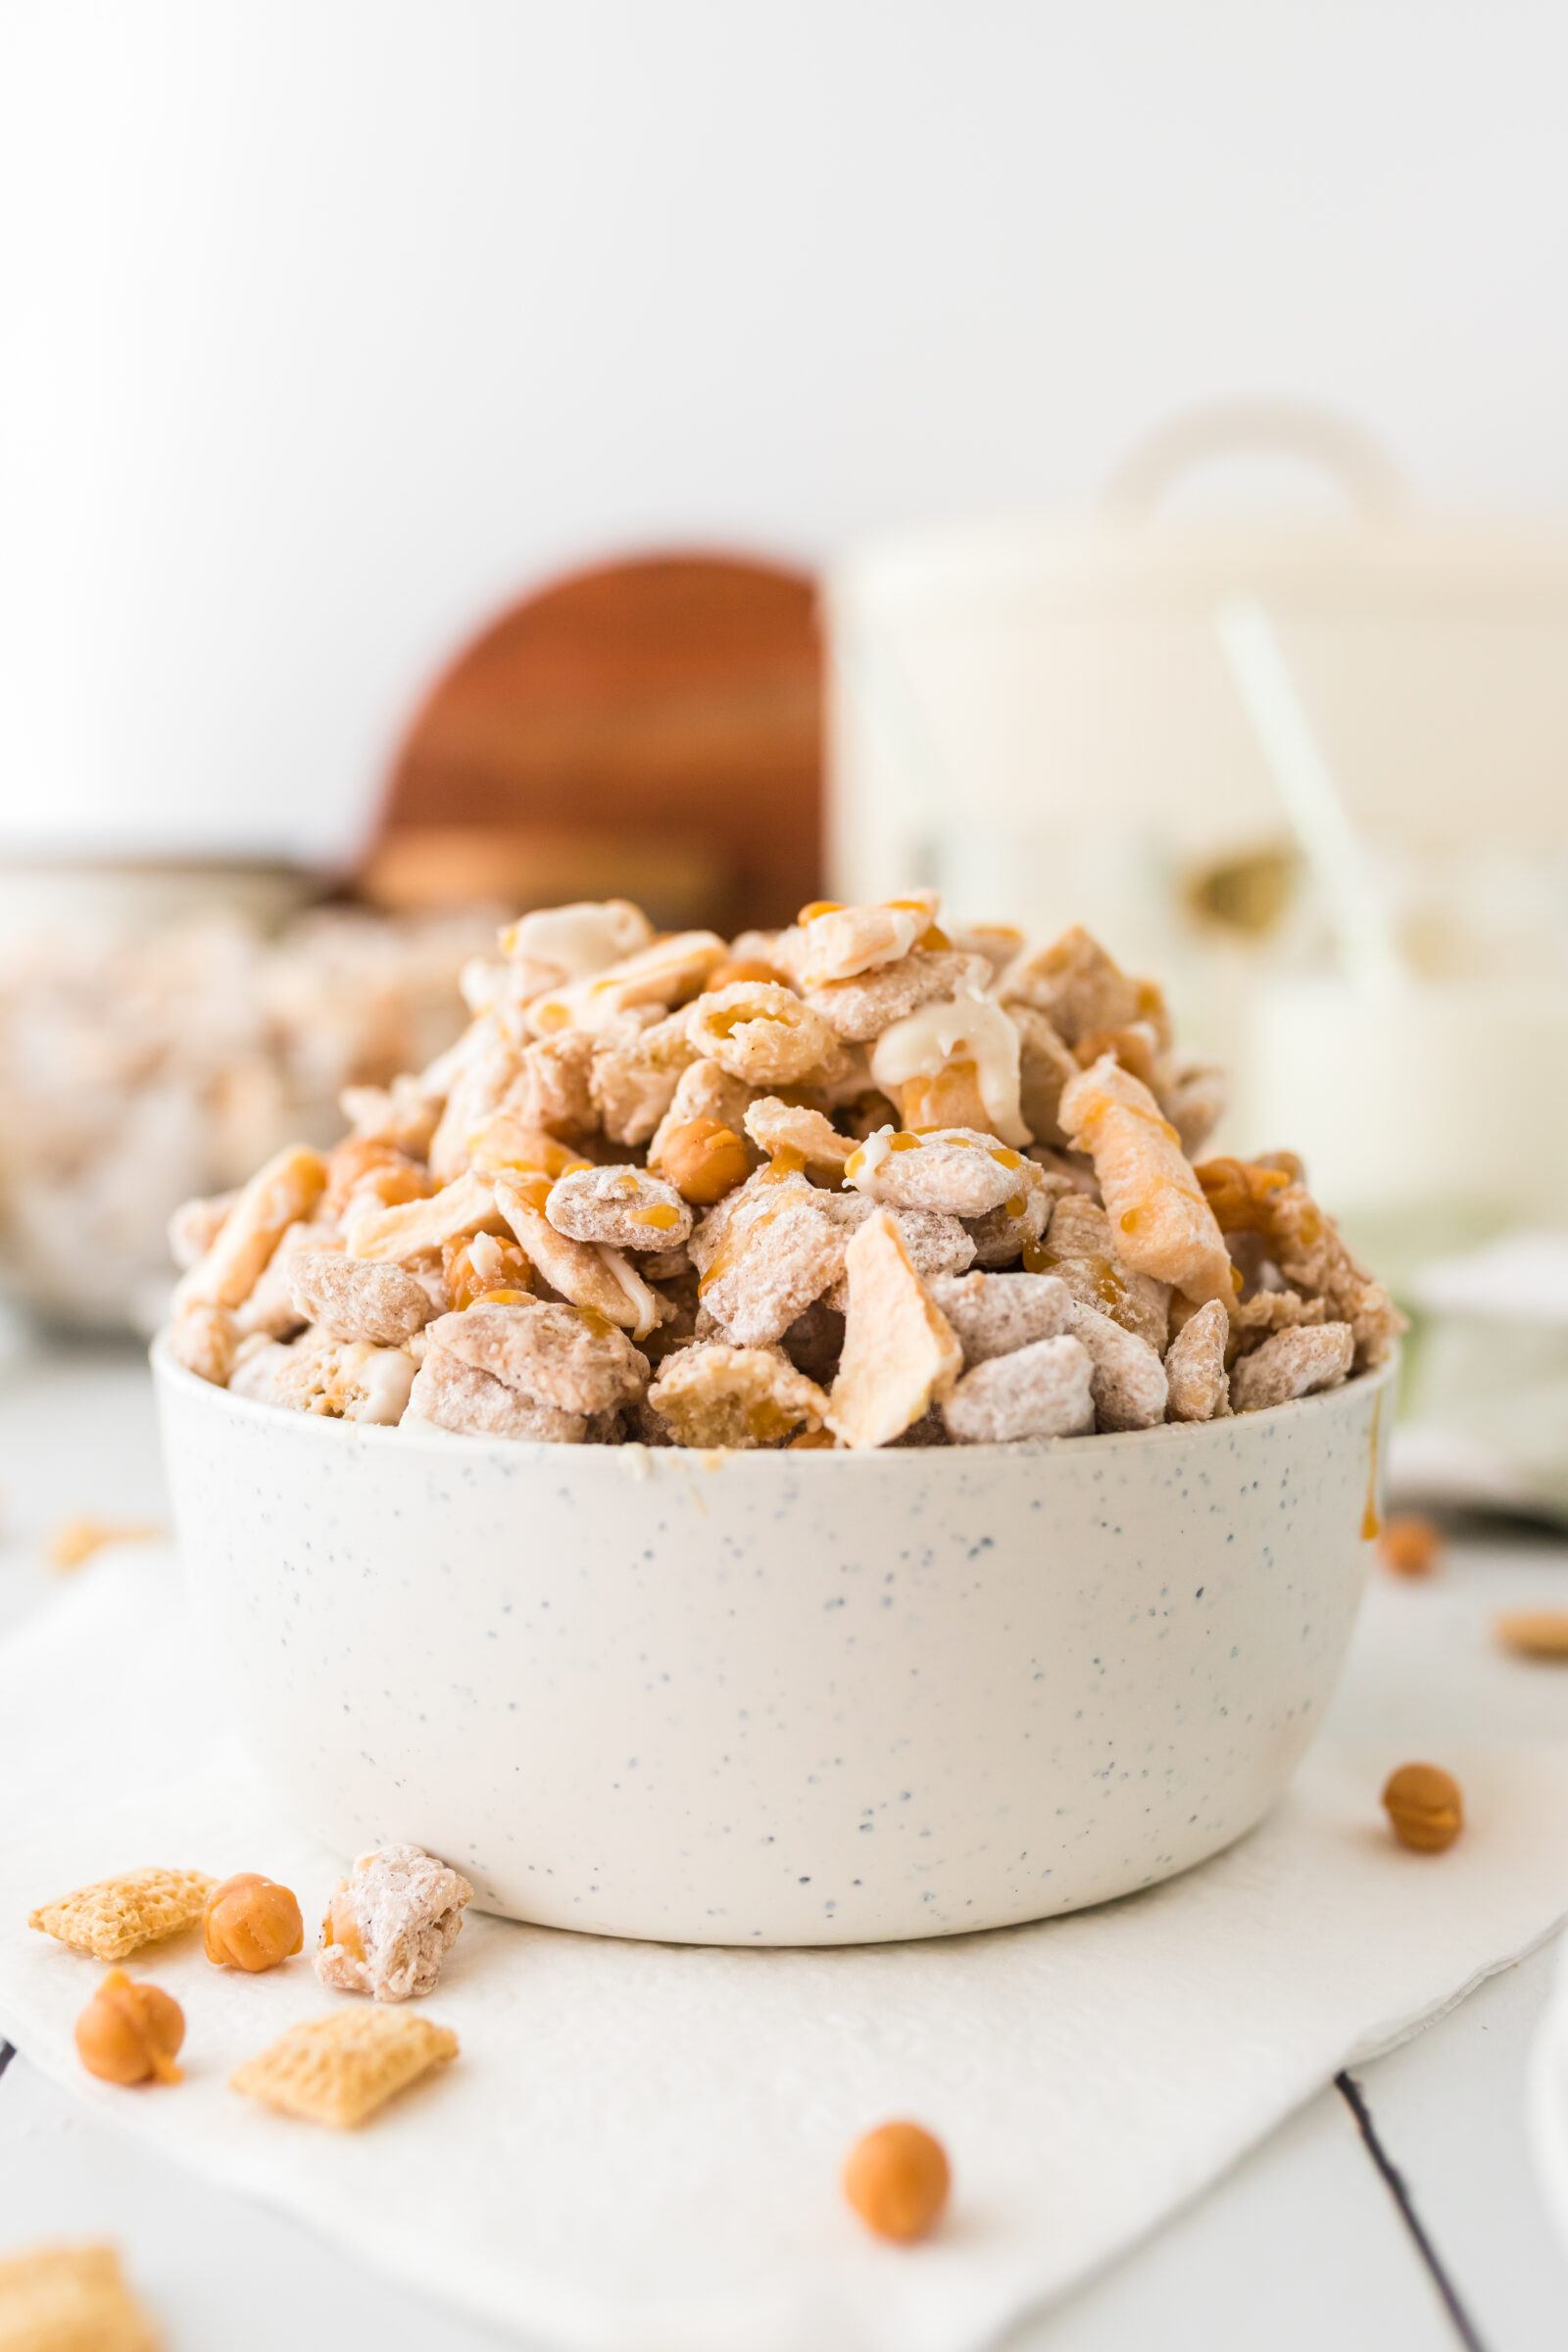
203;1872;305;1972
1494;1610;1568;1661
708;956;789;992
843;2120;951;2242
74;1970;185;2085
1379;1516;1444;1579
658;1119;751;1205
1382;1762;1464;1853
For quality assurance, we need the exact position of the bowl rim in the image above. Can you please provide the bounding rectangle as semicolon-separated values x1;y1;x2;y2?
151;1331;1397;1474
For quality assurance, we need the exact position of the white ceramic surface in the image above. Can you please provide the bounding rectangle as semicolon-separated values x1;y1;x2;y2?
154;1342;1394;1947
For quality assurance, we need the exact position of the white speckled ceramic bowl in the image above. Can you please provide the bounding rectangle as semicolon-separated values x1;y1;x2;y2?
154;1341;1394;1946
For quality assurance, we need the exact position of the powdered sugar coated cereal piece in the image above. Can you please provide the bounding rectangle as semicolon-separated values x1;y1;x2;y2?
288;1250;435;1346
844;1127;1025;1219
962;1155;1057;1265
492;1171;662;1339
1007;1004;1079;1148
820;1195;974;1309
943;1335;1095;1444
315;1842;472;2003
235;1217;338;1340
231;2006;458;2127
791;903;928;988
420;1300;647;1419
588;1013;696;1146
544;1164;691;1252
743;1097;854;1175
689;1170;848;1348
1067;1300;1168;1431
1164;1298;1231;1421
800;949;989;1043
1059;1054;1233;1307
1229;1286;1329;1341
1231;1321;1354;1412
500;1029;597;1140
826;1209;963;1449
1000;923;1143;1046
646;1343;829;1448
685;981;835;1087
928;1271;1074;1365
1035;1192;1171;1351
406;1353;591;1443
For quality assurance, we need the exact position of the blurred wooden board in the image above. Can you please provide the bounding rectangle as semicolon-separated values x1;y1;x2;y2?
366;554;823;933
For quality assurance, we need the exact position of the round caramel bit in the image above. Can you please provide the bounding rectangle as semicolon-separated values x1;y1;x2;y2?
709;956;789;992
203;1872;305;1973
797;900;843;924
1494;1610;1568;1661
1382;1762;1463;1853
74;1970;185;2085
659;1119;751;1205
1379;1516;1443;1579
844;2120;951;2242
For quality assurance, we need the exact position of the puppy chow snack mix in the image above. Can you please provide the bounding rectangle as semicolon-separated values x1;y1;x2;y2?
166;894;1401;1445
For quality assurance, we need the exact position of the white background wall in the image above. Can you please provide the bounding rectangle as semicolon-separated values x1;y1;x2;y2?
3;0;1566;863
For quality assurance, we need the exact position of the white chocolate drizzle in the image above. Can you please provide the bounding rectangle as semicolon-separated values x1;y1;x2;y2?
869;991;1028;1146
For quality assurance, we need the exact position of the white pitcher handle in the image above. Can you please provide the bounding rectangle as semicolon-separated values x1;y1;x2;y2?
1102;400;1406;520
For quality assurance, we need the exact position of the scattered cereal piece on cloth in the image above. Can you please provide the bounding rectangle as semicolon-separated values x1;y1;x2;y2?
29;1867;217;1962
232;2007;460;2128
316;1844;473;2002
0;2242;159;2352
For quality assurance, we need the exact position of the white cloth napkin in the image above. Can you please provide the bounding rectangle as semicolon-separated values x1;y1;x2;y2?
4;1541;1568;2352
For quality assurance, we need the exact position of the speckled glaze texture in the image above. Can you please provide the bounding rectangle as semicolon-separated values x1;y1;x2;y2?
154;1340;1394;1947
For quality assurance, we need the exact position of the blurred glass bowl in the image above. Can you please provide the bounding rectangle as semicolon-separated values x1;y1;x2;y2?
0;858;497;1333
